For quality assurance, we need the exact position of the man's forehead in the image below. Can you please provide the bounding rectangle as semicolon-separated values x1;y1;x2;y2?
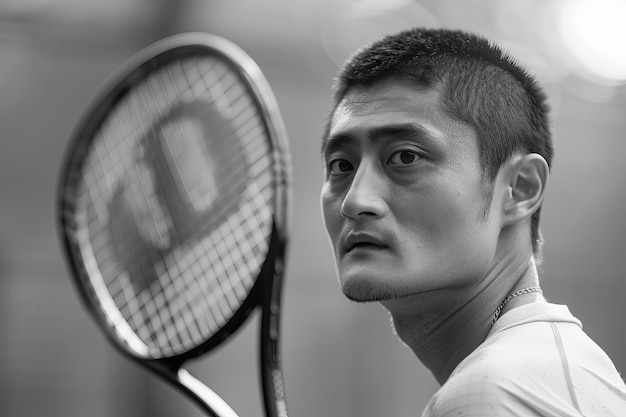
324;80;478;159
339;81;441;108
328;82;444;136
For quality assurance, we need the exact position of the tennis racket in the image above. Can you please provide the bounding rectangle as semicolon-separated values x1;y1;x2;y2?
56;32;291;417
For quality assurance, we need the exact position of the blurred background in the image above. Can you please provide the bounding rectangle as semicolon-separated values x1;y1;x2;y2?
1;0;625;416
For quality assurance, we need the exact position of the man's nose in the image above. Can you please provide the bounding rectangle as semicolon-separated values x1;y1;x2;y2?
340;161;388;219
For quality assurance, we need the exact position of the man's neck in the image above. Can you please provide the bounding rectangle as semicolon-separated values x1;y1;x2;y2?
381;255;544;385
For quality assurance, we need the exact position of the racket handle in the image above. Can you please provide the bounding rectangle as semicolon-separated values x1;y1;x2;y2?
177;369;240;417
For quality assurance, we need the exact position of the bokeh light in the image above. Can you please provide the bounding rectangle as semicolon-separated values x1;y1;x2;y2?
557;0;626;84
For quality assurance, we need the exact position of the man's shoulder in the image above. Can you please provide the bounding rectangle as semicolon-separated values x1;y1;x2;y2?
421;323;571;417
422;318;626;417
422;351;565;417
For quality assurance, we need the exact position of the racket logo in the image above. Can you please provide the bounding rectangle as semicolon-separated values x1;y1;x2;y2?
106;101;247;296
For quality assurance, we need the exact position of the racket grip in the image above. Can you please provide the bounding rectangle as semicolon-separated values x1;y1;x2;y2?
177;369;240;417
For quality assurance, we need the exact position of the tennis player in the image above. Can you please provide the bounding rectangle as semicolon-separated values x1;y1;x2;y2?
320;27;626;416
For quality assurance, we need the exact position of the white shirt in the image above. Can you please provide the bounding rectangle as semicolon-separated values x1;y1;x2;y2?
422;303;626;416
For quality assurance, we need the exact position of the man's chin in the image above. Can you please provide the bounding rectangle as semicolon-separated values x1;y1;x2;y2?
341;278;404;303
342;288;379;303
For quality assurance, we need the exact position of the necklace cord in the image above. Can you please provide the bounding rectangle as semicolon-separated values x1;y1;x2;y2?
492;286;542;326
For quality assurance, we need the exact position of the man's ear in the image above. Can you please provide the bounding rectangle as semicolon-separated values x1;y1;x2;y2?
502;153;549;226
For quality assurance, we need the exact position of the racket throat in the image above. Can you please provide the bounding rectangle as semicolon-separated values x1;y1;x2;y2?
177;368;241;417
150;359;240;417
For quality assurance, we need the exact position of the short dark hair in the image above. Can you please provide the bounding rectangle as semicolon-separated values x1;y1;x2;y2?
325;27;553;257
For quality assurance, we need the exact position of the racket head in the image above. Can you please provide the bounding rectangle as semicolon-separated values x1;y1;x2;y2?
57;32;291;365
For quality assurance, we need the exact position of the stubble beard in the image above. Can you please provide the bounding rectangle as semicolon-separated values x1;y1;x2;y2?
341;277;416;303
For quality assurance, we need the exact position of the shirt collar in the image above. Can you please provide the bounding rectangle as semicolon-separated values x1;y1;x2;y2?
488;302;582;338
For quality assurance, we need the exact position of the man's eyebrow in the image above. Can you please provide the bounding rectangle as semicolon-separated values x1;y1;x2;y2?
321;123;438;157
366;123;436;141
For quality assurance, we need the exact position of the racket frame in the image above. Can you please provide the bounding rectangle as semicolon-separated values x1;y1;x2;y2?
57;32;291;417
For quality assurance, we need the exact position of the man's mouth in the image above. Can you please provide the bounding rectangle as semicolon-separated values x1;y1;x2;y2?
344;233;387;253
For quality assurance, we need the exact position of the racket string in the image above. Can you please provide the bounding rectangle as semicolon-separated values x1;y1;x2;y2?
75;55;277;356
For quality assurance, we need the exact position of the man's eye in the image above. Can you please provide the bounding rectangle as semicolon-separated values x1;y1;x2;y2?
328;159;354;175
388;150;420;165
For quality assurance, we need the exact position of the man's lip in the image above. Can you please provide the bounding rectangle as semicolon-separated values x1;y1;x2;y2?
343;233;387;253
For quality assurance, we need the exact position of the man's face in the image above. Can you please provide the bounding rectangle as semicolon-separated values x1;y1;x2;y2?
321;80;504;303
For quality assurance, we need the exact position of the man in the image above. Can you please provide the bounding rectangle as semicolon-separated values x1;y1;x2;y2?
320;28;626;416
